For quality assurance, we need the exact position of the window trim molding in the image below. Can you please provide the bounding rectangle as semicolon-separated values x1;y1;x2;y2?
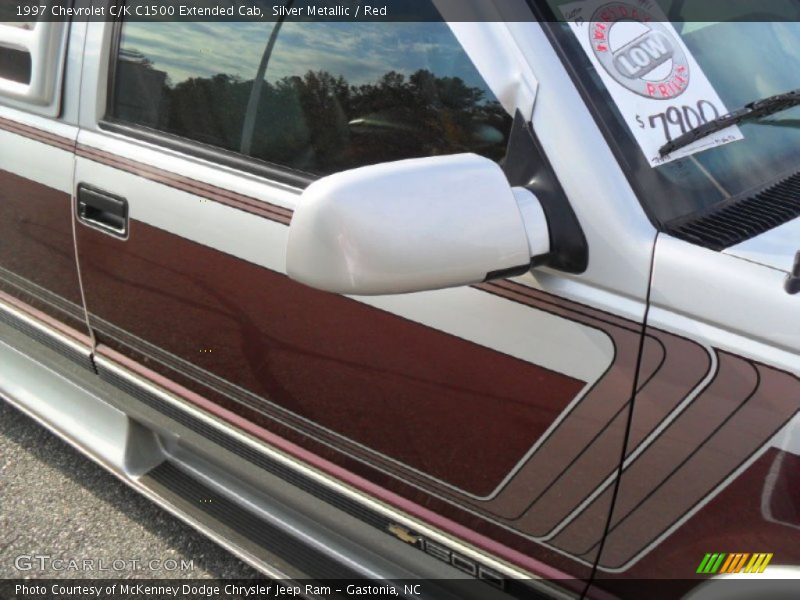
102;17;316;190
99;118;315;190
101;12;515;192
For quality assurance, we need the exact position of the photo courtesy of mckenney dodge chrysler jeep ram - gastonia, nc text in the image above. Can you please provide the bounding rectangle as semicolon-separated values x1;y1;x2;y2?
0;0;799;598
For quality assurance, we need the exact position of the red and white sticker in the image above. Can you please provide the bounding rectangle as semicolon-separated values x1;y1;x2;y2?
561;0;743;167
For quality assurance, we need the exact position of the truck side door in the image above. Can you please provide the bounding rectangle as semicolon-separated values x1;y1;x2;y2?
73;9;653;581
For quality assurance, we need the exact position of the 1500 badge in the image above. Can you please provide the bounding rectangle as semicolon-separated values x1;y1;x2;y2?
387;524;505;590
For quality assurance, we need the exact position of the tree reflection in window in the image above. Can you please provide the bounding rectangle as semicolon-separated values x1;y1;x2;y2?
111;20;512;176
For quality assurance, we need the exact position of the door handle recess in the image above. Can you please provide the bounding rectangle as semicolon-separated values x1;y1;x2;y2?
77;185;128;237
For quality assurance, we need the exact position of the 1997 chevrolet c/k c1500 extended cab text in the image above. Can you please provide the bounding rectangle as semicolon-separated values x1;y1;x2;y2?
0;0;798;598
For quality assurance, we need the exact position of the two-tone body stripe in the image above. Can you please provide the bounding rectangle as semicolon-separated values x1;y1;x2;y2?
76;143;293;224
4;116;800;577
70;139;800;570
0;115;75;152
576;358;800;570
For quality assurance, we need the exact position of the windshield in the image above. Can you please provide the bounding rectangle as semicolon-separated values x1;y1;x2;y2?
545;2;800;226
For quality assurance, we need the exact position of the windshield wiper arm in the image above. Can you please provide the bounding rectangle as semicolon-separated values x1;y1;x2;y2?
659;88;800;156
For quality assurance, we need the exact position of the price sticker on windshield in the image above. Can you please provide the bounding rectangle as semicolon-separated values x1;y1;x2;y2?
561;0;743;167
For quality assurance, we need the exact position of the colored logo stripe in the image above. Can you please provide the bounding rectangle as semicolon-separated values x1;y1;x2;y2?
744;553;773;574
697;553;773;574
719;553;749;573
697;553;726;574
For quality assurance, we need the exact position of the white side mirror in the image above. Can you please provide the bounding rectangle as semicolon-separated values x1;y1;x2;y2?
286;154;549;295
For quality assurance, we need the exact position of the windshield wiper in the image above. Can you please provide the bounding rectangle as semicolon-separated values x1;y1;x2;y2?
659;88;800;156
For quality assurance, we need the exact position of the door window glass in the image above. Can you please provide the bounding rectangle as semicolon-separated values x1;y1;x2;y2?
109;3;512;176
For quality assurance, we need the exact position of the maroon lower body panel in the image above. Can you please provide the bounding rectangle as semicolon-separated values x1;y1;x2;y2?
590;357;800;567
76;213;645;580
79;207;800;583
2;118;797;589
592;449;800;596
78;220;588;498
0;168;89;337
71;145;800;585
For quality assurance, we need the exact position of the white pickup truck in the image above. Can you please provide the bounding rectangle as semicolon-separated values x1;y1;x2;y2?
0;1;798;598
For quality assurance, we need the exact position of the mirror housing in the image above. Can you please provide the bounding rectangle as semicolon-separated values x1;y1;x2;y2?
286;154;549;295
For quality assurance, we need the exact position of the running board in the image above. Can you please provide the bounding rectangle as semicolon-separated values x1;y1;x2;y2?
139;461;367;583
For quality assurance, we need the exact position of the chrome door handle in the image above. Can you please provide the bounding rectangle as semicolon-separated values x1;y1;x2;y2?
77;185;128;238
